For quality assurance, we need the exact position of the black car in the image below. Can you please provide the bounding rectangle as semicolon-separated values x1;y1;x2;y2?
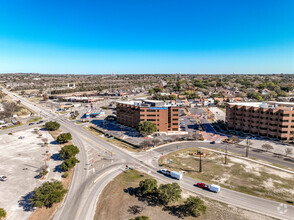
29;123;35;125
37;120;44;124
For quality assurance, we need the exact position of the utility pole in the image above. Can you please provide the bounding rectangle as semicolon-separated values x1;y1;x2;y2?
199;151;202;173
246;138;249;157
225;143;228;164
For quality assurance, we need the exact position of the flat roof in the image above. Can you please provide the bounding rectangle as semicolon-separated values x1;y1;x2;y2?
228;101;294;108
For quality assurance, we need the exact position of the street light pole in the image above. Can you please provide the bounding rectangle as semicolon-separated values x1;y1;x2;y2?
246;138;249;157
225;143;228;164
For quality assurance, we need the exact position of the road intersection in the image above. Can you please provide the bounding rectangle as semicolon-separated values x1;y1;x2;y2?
2;88;294;220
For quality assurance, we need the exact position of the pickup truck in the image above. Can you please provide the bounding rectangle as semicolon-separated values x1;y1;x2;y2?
160;169;183;180
196;182;221;193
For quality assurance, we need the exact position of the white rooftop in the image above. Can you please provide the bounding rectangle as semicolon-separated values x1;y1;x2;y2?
228;101;294;108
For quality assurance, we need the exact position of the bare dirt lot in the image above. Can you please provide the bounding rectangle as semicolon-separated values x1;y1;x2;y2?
94;170;274;220
159;148;294;204
0;127;63;220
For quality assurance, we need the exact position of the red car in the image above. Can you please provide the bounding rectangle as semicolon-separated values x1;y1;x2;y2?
196;182;209;189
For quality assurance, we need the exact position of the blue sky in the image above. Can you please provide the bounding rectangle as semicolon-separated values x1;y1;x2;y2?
0;0;293;74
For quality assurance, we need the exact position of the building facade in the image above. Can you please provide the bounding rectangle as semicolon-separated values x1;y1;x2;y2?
226;102;294;140
116;100;179;132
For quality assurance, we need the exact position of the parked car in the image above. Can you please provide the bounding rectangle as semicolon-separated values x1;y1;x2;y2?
0;175;8;181
37;120;44;124
210;141;216;144
29;123;35;125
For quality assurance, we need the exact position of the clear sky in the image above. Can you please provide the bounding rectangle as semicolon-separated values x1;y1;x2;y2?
0;0;294;74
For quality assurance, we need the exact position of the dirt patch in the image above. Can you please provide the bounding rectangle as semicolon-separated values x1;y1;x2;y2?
159;148;294;204
94;170;274;220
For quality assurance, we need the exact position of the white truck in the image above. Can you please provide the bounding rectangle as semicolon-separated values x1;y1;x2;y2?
160;169;183;180
209;184;221;193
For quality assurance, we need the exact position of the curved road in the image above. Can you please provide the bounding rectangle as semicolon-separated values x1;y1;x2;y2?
3;88;294;220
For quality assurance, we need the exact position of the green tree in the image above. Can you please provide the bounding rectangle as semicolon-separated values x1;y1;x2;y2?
57;133;72;144
0;208;6;219
154;87;163;93
183;196;206;217
139;178;158;196
30;180;67;208
158;183;182;205
59;145;79;159
149;88;154;94
138;121;157;136
45;121;60;131
130;216;149;220
60;156;80;171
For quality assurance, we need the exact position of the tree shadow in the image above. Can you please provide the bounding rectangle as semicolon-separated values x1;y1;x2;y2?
128;205;142;215
252;149;264;153
50;140;59;145
53;164;63;173
18;191;35;212
124;187;160;207
162;205;186;219
51;153;62;161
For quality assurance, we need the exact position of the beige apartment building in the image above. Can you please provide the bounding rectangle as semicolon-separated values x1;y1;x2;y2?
226;102;294;140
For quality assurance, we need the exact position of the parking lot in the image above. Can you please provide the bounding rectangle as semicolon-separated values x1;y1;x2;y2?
0;128;62;220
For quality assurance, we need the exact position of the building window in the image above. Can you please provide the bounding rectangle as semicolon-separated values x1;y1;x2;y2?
147;114;156;117
172;109;179;112
172;114;179;116
147;119;156;121
147;110;156;112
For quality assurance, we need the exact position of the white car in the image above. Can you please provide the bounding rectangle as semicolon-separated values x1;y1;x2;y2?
0;175;8;181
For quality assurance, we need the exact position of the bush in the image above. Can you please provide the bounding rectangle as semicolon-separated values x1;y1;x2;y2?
130;216;149;220
183;196;206;217
39;169;48;177
60;156;80;171
63;172;69;178
57;133;72;144
0;208;6;219
30;180;67;208
45;121;60;131
262;144;274;151
59;145;79;159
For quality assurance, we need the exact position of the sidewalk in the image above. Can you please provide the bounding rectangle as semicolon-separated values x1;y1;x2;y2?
239;138;294;159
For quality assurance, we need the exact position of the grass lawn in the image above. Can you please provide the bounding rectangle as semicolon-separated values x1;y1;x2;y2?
159;148;294;204
28;117;42;123
94;170;274;220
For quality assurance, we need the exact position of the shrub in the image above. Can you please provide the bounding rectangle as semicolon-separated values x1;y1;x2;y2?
45;121;60;131
30;180;67;208
63;172;69;178
57;133;72;144
59;145;79;159
39;169;48;177
0;208;6;219
60;156;80;171
183;196;206;217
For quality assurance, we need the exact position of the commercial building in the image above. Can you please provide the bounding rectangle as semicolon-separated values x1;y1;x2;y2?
116;100;179;132
226;102;294;140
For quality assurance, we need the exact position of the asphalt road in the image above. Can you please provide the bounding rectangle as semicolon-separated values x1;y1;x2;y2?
3;88;294;220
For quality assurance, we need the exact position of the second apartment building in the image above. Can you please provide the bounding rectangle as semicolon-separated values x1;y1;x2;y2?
116;100;179;132
226;102;294;140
